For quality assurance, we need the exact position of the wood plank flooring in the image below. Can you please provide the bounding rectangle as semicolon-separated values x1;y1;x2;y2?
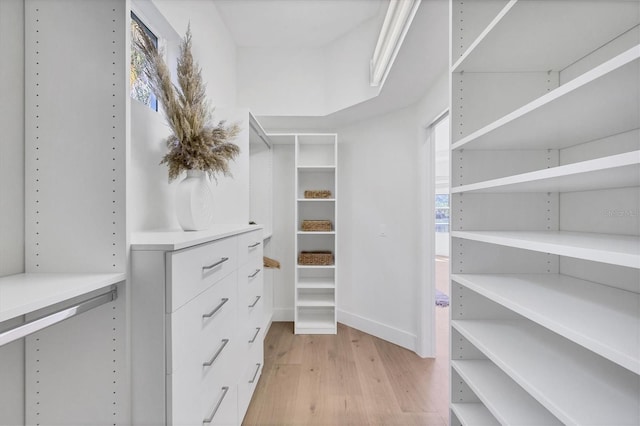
243;320;450;425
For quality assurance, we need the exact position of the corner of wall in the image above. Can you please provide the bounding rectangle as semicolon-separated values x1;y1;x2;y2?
337;309;417;352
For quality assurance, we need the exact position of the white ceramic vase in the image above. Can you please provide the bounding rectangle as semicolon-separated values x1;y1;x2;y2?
175;170;214;231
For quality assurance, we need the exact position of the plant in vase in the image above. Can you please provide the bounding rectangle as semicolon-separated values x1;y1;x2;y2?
133;23;240;231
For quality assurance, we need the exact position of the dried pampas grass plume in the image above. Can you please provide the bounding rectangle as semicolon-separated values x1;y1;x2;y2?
133;23;240;182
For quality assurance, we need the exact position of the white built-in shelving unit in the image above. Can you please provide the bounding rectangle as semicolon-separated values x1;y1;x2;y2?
0;2;129;424
294;134;338;334
449;1;640;425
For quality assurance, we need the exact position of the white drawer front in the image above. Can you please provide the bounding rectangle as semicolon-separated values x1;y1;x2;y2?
238;264;264;345
238;343;264;422
202;382;238;426
237;229;263;266
169;368;238;426
167;236;238;312
169;272;237;374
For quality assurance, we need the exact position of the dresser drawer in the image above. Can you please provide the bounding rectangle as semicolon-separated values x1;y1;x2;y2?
169;363;238;426
169;272;237;374
238;341;264;421
201;382;238;426
239;264;263;311
237;229;263;266
167;236;238;312
239;304;263;357
168;310;238;426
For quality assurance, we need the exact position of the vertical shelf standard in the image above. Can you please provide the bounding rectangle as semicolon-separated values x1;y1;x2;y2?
294;134;338;334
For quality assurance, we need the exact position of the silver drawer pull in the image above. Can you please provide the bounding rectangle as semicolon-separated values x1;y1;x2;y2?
249;363;261;384
248;327;261;343
202;298;229;319
248;241;261;248
248;268;261;278
203;339;229;367
248;295;261;308
202;386;229;425
202;257;229;271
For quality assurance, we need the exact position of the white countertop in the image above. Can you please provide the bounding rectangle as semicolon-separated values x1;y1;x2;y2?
131;224;263;251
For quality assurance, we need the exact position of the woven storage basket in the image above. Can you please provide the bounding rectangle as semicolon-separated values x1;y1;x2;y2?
301;220;332;232
304;190;332;199
298;251;334;265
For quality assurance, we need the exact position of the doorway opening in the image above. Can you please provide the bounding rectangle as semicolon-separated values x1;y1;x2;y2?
431;112;450;365
433;113;450;307
418;110;450;359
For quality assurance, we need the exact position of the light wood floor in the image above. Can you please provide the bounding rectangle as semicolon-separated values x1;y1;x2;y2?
244;259;450;425
243;321;449;426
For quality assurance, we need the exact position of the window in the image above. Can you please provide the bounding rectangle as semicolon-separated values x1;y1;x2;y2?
130;12;158;111
435;194;450;233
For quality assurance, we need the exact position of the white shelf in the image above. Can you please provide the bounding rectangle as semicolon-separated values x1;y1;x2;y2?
452;360;561;425
297;293;335;307
452;1;640;73
297;278;335;289
452;320;640;425
297;265;335;270
452;47;640;151
452;151;640;194
297;166;335;172
452;273;640;374
451;230;640;269
297;231;335;235
450;403;499;426
297;198;336;202
0;273;126;323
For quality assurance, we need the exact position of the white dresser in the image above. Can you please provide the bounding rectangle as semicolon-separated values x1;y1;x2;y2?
131;225;265;426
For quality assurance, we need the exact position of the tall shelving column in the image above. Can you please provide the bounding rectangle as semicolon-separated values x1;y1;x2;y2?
294;134;338;334
449;1;640;425
19;1;129;424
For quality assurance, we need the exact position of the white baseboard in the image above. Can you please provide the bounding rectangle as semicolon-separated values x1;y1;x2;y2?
337;309;417;353
271;308;418;354
273;307;294;322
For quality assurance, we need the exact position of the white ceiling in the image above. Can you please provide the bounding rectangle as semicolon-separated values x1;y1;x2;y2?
255;0;450;130
214;0;387;48
213;0;449;129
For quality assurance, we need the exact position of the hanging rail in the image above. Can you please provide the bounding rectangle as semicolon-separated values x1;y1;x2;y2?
0;287;117;347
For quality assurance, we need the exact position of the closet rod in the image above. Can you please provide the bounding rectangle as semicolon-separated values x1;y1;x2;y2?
0;287;117;347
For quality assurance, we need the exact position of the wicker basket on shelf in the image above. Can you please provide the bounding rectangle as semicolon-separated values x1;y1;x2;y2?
304;190;332;199
301;220;332;232
298;251;334;265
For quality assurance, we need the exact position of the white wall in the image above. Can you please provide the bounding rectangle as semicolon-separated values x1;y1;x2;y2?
0;2;26;424
152;0;237;107
268;71;449;354
336;106;421;349
237;11;383;117
237;47;326;116
324;15;381;114
130;0;250;231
